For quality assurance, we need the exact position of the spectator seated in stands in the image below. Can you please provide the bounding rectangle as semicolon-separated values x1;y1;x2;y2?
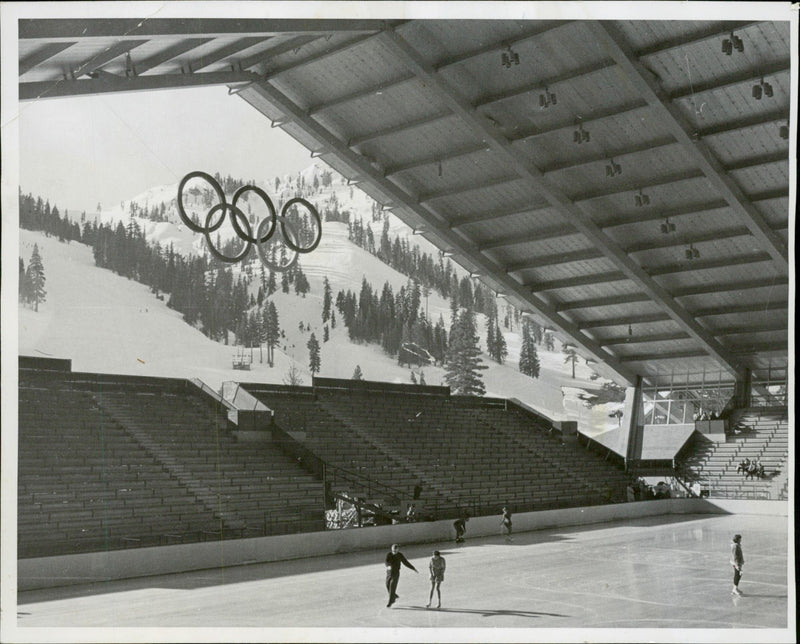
406;504;417;523
757;461;765;480
737;459;747;475
745;461;757;481
654;481;671;499
709;410;719;420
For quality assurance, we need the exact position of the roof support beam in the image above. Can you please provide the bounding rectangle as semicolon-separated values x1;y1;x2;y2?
20;70;259;101
569;169;706;203
18;18;392;39
19;41;77;76
529;271;628;292
507;249;604;273
591;21;788;275
448;200;551;228
478;224;577;251
671;277;788;298
237;35;320;72
724;150;789;172
420;175;519;204
636;21;757;58
696;109;790;138
716;320;789;336
578;313;672;330
624;227;752;254
263;33;380;80
692;300;788;317
670;61;790;101
187;37;271;73
475;59;616;109
647;252;772;277
556;293;651;312
70;40;149;78
620;350;707;363
238;79;640;384
349;110;452;148
384;143;490;177
602;331;690;346
542;137;675;175
131;38;215;75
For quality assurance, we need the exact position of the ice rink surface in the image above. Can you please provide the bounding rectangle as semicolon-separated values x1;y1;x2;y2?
13;512;792;641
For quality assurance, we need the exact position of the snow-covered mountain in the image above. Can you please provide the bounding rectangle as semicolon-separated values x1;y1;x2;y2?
18;162;623;435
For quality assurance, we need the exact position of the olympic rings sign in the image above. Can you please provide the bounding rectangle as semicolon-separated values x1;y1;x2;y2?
177;171;322;271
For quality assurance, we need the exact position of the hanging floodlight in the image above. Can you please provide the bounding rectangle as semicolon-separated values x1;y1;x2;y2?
763;81;774;97
721;37;732;55
732;34;744;53
752;83;762;100
635;188;650;207
779;122;789;140
660;217;676;234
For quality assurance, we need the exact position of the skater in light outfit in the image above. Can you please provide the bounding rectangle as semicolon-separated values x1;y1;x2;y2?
427;551;446;608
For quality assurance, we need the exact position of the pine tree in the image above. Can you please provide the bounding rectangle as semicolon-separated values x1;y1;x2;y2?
352;365;363;380
322;276;332;323
25;244;47;312
419;371;426;386
544;330;555;352
18;258;27;303
562;342;579;379
307;332;321;375
410;371;418;385
323;324;330;342
493;320;508;364
264;301;280;367
444;308;487;396
518;322;540;378
331;310;336;329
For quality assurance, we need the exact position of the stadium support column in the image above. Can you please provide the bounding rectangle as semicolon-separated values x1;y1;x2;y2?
734;368;752;409
624;376;645;472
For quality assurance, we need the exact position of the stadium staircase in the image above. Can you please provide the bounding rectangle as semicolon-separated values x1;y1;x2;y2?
676;407;788;500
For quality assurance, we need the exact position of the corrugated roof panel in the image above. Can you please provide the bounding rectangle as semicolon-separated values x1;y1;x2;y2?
651;260;780;291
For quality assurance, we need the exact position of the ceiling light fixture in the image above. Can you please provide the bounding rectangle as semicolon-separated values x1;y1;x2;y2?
779;122;789;140
573;121;590;144
722;31;744;55
501;45;520;69
634;188;650;207
660;217;676;234
752;77;774;101
605;158;622;177
685;243;701;260
539;86;557;109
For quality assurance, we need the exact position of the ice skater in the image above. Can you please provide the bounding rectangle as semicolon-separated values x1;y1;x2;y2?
384;543;418;607
453;512;469;543
500;506;513;541
730;534;744;595
426;550;446;608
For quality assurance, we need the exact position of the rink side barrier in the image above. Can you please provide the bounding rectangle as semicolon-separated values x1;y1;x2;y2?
18;498;787;591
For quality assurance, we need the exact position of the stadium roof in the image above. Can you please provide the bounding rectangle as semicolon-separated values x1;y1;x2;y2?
17;16;792;387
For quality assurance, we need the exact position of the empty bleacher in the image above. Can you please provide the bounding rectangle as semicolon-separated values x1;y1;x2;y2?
245;381;629;518
677;407;788;500
18;367;325;558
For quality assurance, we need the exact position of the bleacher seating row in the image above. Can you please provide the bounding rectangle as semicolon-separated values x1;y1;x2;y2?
677;408;788;500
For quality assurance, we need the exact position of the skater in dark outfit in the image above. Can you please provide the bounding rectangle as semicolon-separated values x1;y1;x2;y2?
427;551;446;608
500;506;513;541
730;534;744;595
384;543;418;607
453;513;469;543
